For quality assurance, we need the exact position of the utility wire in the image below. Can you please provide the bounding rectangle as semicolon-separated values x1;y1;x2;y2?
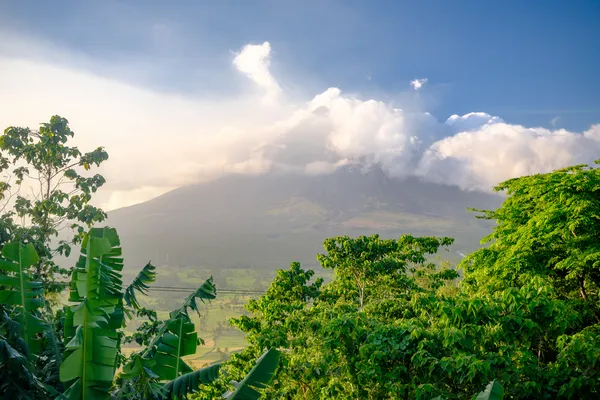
149;285;266;295
49;282;267;295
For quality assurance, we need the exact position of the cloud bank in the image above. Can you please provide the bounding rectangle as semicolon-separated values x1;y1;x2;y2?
1;38;599;210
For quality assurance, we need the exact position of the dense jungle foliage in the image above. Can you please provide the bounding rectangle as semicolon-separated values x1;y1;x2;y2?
1;116;599;399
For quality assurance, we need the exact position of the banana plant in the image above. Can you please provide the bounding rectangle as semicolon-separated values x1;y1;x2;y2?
142;278;217;379
59;227;124;400
223;348;281;400
160;363;220;399
117;275;220;398
152;317;198;380
123;262;156;313
1;228;282;400
0;242;46;354
431;380;504;400
476;380;504;400
0;306;53;399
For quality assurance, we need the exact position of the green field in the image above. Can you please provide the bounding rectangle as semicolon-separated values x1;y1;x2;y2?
120;265;334;367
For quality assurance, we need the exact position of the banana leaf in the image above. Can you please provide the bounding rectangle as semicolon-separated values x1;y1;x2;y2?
152;317;198;380
476;380;504;400
123;262;156;311
161;363;221;399
0;242;45;354
59;227;124;400
223;348;281;400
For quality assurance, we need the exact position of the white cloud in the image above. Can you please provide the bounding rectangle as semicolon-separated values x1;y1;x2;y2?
232;41;281;103
417;123;600;190
1;35;599;211
550;116;561;127
0;51;287;210
445;112;504;132
410;78;428;90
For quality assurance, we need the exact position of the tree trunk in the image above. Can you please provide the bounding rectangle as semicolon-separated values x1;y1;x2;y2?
578;276;588;301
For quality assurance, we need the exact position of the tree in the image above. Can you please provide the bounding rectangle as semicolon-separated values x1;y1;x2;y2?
460;161;600;308
216;230;599;399
0;115;108;292
317;234;455;310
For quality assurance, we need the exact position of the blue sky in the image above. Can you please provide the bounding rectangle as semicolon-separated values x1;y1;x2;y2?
2;0;599;130
1;1;600;210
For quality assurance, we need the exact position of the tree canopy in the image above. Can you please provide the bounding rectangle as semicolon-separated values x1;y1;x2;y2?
196;160;600;399
0;115;108;292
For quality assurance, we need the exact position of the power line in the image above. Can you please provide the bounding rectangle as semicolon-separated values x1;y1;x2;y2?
149;286;266;295
47;282;267;295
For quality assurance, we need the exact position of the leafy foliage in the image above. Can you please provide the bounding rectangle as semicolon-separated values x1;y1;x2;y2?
60;227;124;400
318;234;455;309
0;306;48;399
152;317;198;380
219;231;600;399
123;262;156;311
461;159;600;304
161;364;220;399
0;226;275;400
0;242;45;352
223;348;281;400
476;380;504;400
0;115;108;291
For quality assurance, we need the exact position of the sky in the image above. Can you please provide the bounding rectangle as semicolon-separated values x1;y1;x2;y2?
0;0;599;210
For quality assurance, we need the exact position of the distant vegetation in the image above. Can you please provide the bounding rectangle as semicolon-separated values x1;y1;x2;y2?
1;116;599;399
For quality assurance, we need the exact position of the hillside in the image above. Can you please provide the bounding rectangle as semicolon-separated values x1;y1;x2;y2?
107;166;503;272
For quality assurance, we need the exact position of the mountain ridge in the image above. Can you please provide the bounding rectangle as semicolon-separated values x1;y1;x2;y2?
107;166;503;270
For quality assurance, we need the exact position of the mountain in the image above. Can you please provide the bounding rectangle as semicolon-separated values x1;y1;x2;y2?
107;166;503;271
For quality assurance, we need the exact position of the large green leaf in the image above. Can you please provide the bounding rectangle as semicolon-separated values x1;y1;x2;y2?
0;337;45;398
161;363;221;399
123;262;156;311
59;227;124;400
116;277;217;398
476;380;504;400
169;277;216;320
132;278;216;381
113;354;162;399
0;242;45;353
223;348;281;400
152;317;198;380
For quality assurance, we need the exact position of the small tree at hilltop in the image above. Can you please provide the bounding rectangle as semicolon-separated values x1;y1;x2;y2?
318;234;455;309
0;115;108;292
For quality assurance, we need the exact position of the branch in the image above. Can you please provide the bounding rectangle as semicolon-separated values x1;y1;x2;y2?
29;185;40;201
51;174;70;193
578;276;589;301
50;161;80;180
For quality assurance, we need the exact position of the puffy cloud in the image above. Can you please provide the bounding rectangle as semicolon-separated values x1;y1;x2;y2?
410;78;428;90
445;112;504;132
232;41;281;103
418;123;600;190
1;36;599;210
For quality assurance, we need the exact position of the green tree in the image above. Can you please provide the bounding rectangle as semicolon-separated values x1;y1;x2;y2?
216;230;599;399
460;160;600;323
0;115;108;292
317;234;455;310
